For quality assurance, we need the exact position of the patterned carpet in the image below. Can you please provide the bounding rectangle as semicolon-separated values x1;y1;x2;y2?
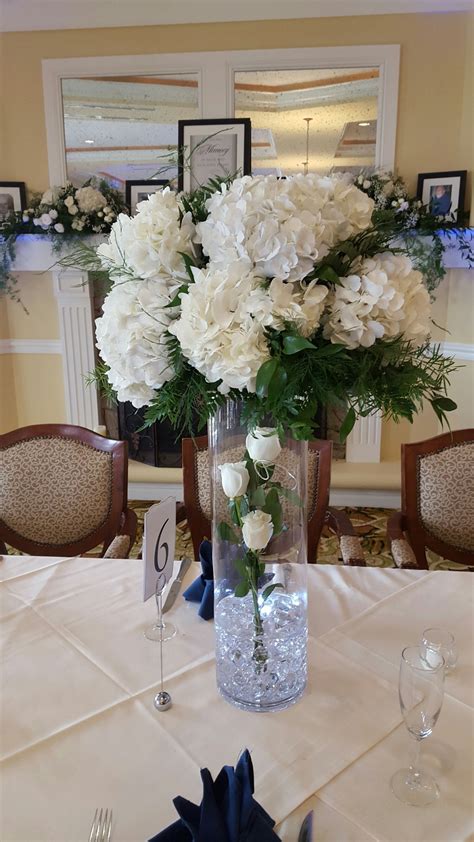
129;502;469;571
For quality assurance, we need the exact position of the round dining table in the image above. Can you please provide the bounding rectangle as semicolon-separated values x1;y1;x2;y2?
1;553;473;841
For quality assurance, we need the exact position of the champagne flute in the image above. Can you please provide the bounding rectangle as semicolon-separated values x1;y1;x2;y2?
391;645;445;806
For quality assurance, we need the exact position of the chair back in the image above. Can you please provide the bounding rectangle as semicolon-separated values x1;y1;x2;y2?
182;435;331;562
402;429;474;566
0;424;129;556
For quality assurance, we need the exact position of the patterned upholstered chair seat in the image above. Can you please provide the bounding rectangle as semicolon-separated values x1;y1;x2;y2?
388;429;474;569
0;424;137;558
182;435;365;565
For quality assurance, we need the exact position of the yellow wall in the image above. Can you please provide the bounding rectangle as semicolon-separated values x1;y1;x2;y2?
0;12;472;458
0;12;472;199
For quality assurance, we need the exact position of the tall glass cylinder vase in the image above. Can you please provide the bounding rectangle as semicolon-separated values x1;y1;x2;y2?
210;399;308;713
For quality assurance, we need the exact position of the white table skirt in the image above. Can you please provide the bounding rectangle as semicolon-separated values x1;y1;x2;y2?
1;555;473;842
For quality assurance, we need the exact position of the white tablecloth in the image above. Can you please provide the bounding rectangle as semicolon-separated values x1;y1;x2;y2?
1;555;473;842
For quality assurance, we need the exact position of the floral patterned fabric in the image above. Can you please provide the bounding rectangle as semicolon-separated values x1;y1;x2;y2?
418;442;474;552
0;436;113;546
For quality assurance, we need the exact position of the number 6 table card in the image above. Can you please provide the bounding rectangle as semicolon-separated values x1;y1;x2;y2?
143;498;176;601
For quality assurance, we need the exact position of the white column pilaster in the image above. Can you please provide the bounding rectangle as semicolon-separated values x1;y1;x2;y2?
346;411;382;463
53;269;100;429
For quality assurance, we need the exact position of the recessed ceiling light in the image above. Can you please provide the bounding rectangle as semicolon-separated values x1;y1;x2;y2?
95;115;103;120
84;139;95;144
358;122;370;127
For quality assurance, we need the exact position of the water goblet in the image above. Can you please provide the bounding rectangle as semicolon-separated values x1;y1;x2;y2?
421;627;457;673
391;645;445;806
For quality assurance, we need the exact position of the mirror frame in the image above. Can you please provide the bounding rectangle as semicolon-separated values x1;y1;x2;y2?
42;45;399;186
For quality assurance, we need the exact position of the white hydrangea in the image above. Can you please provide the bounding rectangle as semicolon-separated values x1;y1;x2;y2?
168;263;272;394
195;174;373;283
323;253;431;349
75;186;107;213
97;188;195;285
95;279;176;408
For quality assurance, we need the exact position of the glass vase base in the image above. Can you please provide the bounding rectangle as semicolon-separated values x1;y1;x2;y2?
217;682;306;713
390;768;440;806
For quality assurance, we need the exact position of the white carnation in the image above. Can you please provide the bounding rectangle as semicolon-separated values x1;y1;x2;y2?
97;189;195;285
95;279;176;408
168;263;271;394
196;174;373;283
75;186;107;213
323;253;431;349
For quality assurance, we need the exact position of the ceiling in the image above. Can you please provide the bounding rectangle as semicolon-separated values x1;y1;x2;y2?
0;0;471;32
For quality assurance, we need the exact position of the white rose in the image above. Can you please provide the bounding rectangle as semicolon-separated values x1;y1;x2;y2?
22;214;29;222
97;211;104;217
54;223;64;233
363;180;371;189
68;204;78;215
246;427;281;464
49;209;58;220
219;462;249;498
103;206;111;213
242;510;274;551
40;213;52;227
64;195;75;207
33;217;41;226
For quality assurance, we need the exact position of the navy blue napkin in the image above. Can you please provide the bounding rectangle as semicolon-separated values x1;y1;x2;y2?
182;540;214;620
148;749;281;842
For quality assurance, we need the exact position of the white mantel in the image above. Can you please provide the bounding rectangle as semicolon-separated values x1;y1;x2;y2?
6;232;474;465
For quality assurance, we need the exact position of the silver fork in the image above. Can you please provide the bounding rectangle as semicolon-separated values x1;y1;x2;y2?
89;808;112;842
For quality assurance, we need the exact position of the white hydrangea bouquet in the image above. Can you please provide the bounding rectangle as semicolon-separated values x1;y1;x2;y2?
71;170;457;697
81;172;456;441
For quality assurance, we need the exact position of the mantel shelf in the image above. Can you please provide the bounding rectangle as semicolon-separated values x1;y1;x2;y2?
7;230;474;272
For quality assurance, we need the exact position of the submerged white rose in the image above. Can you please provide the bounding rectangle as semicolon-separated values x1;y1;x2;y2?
246;427;281;464
219;462;249;498
242;510;274;551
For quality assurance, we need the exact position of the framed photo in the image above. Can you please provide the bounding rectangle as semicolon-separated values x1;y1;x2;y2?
417;171;467;221
178;118;251;192
0;181;26;224
125;180;169;214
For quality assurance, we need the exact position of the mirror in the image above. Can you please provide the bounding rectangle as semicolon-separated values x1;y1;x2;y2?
234;67;379;176
61;73;200;189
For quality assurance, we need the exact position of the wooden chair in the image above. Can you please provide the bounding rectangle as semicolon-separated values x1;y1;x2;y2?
182;435;365;565
388;429;474;569
0;424;137;558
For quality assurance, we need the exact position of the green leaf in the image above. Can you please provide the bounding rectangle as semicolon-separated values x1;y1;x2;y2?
282;335;315;355
269;482;302;508
234;581;250;598
165;284;188;309
313;343;346;358
339;407;356;442
217;521;240;544
431;396;457;412
267;364;288;400
229;500;240;527
256;358;278;398
262;583;284;601
250;486;266;507
234;557;249;577
178;251;197;282
316;265;341;285
263;487;283;535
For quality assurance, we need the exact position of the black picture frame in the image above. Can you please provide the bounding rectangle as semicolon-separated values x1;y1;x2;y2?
417;170;467;222
125;180;169;214
0;181;26;225
178;118;251;192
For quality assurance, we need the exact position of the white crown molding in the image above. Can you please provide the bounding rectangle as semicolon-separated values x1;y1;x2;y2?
0;339;62;354
1;0;471;33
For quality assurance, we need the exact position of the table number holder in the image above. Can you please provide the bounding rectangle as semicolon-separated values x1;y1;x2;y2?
143;498;177;642
154;575;172;713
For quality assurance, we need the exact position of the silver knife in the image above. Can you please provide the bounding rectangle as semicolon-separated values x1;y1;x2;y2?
162;557;192;613
297;810;314;842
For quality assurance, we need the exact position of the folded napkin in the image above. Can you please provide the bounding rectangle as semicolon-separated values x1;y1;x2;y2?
148;749;281;842
182;540;214;620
